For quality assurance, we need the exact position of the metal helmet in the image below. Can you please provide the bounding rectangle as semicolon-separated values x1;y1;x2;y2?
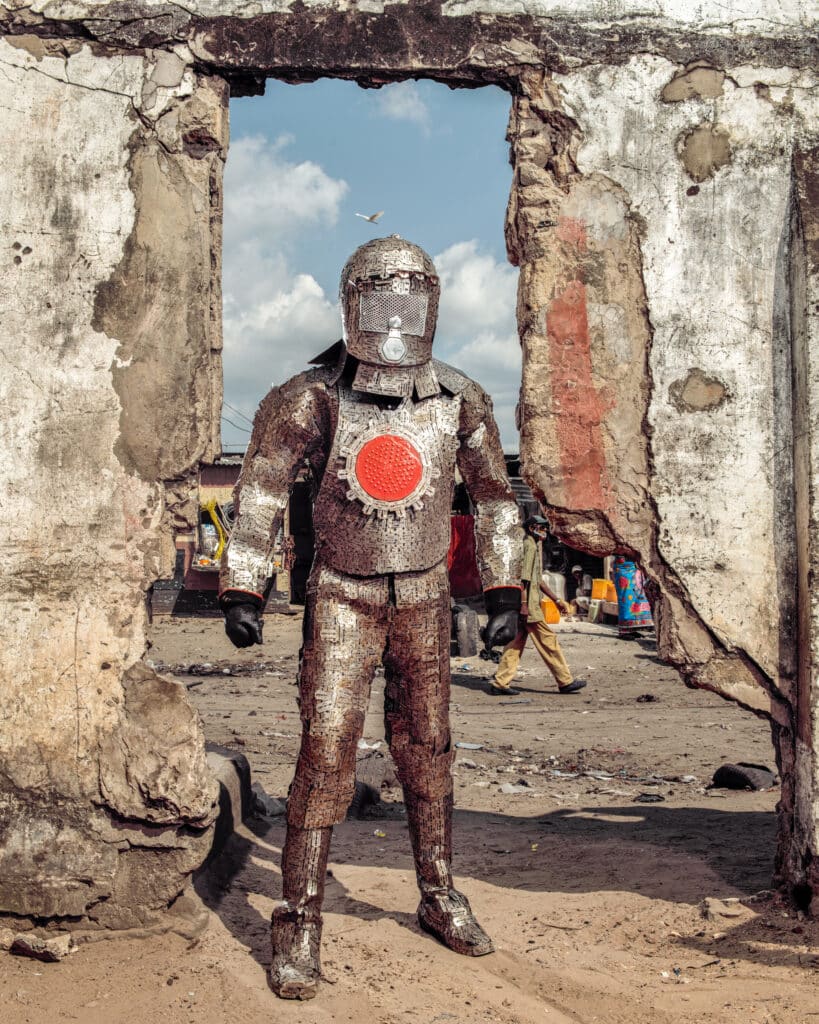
339;235;440;368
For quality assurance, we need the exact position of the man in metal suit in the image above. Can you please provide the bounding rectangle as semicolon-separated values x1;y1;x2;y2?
219;236;523;1000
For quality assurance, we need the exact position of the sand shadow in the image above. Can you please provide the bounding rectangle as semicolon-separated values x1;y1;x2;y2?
197;798;781;969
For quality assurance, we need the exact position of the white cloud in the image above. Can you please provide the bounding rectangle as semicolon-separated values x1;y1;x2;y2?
222;261;340;441
222;238;341;438
433;241;521;450
223;134;349;248
374;82;430;128
221;135;348;446
434;239;518;336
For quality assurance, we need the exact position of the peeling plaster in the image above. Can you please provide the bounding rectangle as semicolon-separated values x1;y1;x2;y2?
555;55;818;692
677;122;733;181
0;38;219;929
0;1;816;87
661;63;725;102
669;367;729;412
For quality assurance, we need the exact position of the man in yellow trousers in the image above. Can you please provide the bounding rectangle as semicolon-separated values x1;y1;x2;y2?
490;515;588;696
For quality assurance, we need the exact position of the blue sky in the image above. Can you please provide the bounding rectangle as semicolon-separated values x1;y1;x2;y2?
221;78;522;450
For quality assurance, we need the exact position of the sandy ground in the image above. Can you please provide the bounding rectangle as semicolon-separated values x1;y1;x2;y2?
4;611;818;1024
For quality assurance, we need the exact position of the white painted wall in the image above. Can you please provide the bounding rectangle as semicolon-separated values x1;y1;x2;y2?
556;56;818;685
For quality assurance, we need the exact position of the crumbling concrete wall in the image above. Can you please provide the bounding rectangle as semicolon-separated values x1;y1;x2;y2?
504;56;818;900
0;38;225;929
789;148;819;903
0;0;817;922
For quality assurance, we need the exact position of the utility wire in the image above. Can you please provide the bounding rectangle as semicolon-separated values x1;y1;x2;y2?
223;400;254;426
221;415;251;434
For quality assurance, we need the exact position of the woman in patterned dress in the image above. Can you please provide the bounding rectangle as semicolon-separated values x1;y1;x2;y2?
613;555;654;639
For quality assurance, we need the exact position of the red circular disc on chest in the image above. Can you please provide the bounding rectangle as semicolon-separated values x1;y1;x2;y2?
354;434;423;502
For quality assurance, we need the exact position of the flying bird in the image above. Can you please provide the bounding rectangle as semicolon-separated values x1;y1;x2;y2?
355;211;384;223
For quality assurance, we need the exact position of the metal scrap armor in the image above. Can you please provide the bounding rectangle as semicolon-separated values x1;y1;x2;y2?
220;236;523;1000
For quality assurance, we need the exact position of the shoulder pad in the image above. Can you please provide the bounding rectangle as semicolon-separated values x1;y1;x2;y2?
274;364;337;399
309;339;345;365
432;359;473;395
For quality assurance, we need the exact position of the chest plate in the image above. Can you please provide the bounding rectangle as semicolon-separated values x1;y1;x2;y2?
312;386;460;576
337;414;439;517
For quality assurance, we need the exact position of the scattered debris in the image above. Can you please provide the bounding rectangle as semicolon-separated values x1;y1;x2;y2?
701;897;752;921
457;758;478;769
373;829;386;838
500;783;532;795
158;659;291;677
455;742;483;751
499;699;532;706
357;739;383;751
11;933;73;962
251;782;286;818
636;693;658;703
0;928;14;951
347;781;381;820
635;792;665;803
660;966;690;984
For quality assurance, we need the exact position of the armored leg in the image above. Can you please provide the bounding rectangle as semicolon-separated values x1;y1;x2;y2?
404;791;494;955
271;566;389;999
384;570;494;956
269;825;332;999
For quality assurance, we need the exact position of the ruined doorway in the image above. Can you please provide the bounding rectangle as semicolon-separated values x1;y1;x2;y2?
219;78;522;451
2;4;816;948
174;68;782;897
214;78;523;606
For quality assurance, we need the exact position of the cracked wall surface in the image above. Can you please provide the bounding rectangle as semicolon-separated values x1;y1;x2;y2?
551;56;817;701
1;0;819;922
504;54;818;894
0;38;223;928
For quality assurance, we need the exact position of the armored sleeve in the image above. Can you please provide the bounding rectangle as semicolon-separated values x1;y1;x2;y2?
456;380;524;590
219;372;331;600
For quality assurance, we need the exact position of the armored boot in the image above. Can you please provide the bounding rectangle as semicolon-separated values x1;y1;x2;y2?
269;824;332;1000
405;793;494;956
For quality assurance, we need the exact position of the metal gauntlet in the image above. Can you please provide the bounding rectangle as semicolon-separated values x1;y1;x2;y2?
220;591;264;648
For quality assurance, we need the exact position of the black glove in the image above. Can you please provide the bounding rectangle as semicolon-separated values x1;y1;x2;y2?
220;593;263;648
483;587;522;652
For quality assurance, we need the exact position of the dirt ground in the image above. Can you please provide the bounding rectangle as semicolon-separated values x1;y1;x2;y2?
4;610;817;1024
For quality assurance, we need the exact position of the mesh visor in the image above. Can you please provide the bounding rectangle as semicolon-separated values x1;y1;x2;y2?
358;292;429;337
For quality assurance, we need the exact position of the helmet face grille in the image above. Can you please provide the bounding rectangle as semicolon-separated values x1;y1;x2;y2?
358;292;429;337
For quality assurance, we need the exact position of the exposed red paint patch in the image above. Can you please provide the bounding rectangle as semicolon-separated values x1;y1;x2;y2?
546;279;614;511
556;217;588;249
